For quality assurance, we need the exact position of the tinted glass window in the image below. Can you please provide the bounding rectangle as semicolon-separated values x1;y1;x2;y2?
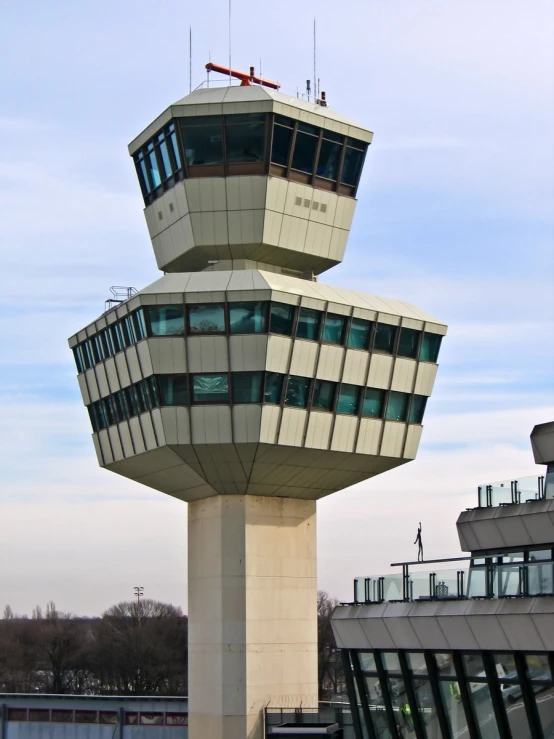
192;374;229;403
374;323;397;353
385;391;409;421
322;313;346;344
112;322;127;352
269;302;295;335
285;376;310;408
180;117;224;166
264;372;284;404
136;152;151;194
313;380;336;410
291;131;318;174
147;142;161;188
124;315;137;344
73;346;85;373
232;371;263;403
148;305;184;336
169;124;181;169
409;395;427;424
102;328;115;357
225;114;266;163
125;387;139;416
317;139;341;180
347;318;372;349
188;304;225;333
362;388;385;417
271;124;293;166
336;384;360;415
397;327;421;358
83;340;95;368
296;308;321;340
229;301;266;333
134;308;147;340
114;391;129;420
157;134;172;179
420;332;442;362
93;335;105;361
341;145;365;186
159;375;189;405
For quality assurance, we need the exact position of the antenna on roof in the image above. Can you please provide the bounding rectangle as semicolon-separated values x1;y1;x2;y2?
313;17;317;103
189;26;192;93
228;0;232;86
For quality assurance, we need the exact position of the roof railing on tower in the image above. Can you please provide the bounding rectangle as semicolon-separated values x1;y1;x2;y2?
105;286;138;312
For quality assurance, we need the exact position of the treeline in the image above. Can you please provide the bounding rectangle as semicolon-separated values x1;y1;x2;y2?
0;593;344;700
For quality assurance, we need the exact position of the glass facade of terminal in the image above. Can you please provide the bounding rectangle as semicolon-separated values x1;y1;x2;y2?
342;648;554;739
72;302;442;374
133;113;369;205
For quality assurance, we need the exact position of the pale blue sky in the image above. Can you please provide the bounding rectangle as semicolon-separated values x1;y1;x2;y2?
0;0;553;615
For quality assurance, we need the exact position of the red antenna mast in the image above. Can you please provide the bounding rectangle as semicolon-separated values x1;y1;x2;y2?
205;62;280;90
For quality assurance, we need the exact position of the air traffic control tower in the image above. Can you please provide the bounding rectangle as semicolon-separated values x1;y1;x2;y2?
69;65;447;739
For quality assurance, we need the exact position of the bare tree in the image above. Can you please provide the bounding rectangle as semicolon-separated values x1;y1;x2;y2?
317;591;345;700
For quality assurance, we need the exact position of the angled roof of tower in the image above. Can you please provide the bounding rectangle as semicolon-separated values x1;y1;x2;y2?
129;85;373;154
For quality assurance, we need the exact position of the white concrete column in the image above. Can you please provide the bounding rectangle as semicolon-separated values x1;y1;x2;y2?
188;495;318;739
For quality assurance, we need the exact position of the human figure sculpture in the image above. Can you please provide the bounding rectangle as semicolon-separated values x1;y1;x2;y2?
414;522;423;561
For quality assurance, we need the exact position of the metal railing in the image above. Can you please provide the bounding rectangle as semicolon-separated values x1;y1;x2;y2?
477;475;546;507
352;556;554;605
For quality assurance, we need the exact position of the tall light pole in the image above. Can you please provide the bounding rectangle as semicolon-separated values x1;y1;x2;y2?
133;586;144;605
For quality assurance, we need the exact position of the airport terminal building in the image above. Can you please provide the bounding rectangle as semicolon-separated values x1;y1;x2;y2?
333;421;554;739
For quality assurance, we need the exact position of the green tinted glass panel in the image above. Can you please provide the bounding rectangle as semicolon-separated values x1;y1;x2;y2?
374;323;397;353
271;124;293;166
148;305;184;336
316;139;341;180
180;117;223;165
285;376;310;408
188;304;225;333
229;301;266;333
134;308;147;340
73;346;85;373
347;318;372;349
225;114;266;163
362;388;385;418
409;395;427;424
291;131;318;174
297;308;321;340
336;384;359;415
269;302;295;335
312;380;335;410
385;391;409;421
397;327;421;358
102;328;115;356
159;375;189;405
341;146;365;186
264;372;284;404
420;332;442;362
232;372;263;403
381;652;401;673
192;374;229;403
322;313;346;344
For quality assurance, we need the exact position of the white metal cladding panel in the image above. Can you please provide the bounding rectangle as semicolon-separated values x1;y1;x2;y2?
128;417;147;455
232;405;262;444
413;362;438;396
186;336;229;373
278;408;308;447
304;412;333;450
356;418;383;456
85;368;100;403
94;364;110;398
136;340;154;377
139;413;159;451
330;416;358;453
114;353;131;387
77;373;91;405
228;335;268;371
190;406;233;445
289;340;319;378
380;422;406;458
97;429;113;465
107;426;124;462
404;424;423;460
104;357;121;394
366;354;393;390
125;346;143;385
315;345;344;382
92;433;104;467
148;338;187;375
118;421;135;458
390;358;417;393
342;350;369;386
260;405;282;444
265;335;293;374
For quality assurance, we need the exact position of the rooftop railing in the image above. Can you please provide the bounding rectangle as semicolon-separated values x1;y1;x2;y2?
351;554;554;605
476;474;546;507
